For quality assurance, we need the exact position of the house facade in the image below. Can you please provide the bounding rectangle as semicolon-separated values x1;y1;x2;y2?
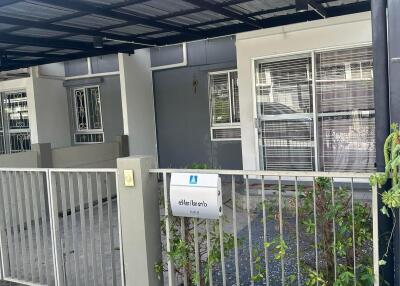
0;12;377;173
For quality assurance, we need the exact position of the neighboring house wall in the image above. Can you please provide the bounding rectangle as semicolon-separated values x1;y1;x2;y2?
152;37;243;169
236;12;373;171
0;151;39;168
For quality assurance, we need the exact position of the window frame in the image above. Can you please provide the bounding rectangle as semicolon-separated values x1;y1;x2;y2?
0;89;31;154
208;69;241;141
72;85;104;144
252;43;375;172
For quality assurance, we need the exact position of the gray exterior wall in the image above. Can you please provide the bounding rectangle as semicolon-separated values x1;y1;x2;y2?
64;75;124;145
152;37;243;169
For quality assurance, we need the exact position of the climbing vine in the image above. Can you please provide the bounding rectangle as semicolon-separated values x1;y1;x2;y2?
370;122;400;267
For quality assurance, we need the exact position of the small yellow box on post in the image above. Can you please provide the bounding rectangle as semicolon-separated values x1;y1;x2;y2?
123;170;135;187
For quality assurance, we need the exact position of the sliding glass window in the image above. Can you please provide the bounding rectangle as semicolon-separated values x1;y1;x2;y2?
254;46;375;172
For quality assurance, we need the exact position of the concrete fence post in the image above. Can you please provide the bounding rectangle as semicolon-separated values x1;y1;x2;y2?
117;156;162;286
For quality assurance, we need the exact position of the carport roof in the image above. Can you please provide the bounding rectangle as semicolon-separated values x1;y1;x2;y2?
0;0;370;71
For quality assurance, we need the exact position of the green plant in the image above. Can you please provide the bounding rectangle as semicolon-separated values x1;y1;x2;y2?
251;177;373;286
370;122;400;267
154;162;238;285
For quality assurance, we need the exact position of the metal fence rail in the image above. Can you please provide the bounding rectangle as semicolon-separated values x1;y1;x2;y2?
0;169;55;285
150;169;379;286
49;169;123;286
0;168;124;286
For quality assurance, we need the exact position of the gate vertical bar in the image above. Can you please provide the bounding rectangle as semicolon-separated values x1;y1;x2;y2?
22;172;35;281
48;170;64;286
96;173;107;286
372;184;380;286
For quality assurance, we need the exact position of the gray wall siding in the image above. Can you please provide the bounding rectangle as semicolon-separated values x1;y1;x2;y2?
65;75;124;144
153;37;242;169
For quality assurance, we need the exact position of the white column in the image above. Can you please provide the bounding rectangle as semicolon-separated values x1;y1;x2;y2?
30;67;71;148
118;50;158;160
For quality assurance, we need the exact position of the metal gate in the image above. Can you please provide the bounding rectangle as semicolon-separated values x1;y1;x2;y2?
151;169;379;286
0;168;124;286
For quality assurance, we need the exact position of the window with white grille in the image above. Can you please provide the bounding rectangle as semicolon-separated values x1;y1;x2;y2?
316;47;375;172
72;86;104;144
254;46;375;172
0;90;31;154
209;70;241;141
255;56;315;171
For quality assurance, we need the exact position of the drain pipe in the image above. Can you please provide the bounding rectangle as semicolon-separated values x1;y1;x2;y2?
371;0;393;284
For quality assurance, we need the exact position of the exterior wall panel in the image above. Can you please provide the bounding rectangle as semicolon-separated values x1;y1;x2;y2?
152;37;243;169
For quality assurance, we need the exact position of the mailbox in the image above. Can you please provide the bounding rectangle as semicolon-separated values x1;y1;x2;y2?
170;173;222;219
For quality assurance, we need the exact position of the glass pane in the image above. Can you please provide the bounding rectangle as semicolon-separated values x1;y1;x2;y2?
260;119;314;171
255;55;315;171
256;57;313;115
230;71;240;123
319;114;375;172
316;47;374;113
9;132;31;153
3;91;29;130
74;88;87;130
210;73;231;124
316;47;375;172
86;87;102;130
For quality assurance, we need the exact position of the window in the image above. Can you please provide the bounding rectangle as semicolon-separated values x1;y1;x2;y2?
255;56;314;171
72;86;104;144
209;70;241;141
254;46;375;172
0;90;31;154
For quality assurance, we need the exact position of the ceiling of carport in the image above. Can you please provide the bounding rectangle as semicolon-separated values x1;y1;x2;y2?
0;0;371;71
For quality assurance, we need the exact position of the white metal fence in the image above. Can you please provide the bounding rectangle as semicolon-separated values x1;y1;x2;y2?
0;168;124;286
151;169;379;286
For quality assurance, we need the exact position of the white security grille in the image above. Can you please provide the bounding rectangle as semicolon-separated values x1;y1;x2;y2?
255;55;315;171
72;86;104;144
211;127;241;141
255;46;375;172
316;47;375;171
209;70;241;141
0;90;31;154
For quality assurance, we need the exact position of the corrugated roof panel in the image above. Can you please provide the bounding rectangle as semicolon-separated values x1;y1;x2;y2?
10;46;54;52
62;35;94;43
123;0;197;17
58;15;125;29
168;10;226;26
0;23;16;31
0;43;13;48
109;24;161;35
47;49;80;55
324;0;359;7
230;0;285;14
0;1;75;21
11;28;69;38
12;56;42;61
81;0;126;5
145;31;180;39
196;19;240;30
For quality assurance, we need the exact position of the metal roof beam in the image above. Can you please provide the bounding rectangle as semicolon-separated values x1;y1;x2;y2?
0;46;138;71
0;15;155;47
182;0;263;28
34;0;203;37
150;1;369;45
0;34;136;53
0;50;63;59
0;0;22;8
306;0;327;18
